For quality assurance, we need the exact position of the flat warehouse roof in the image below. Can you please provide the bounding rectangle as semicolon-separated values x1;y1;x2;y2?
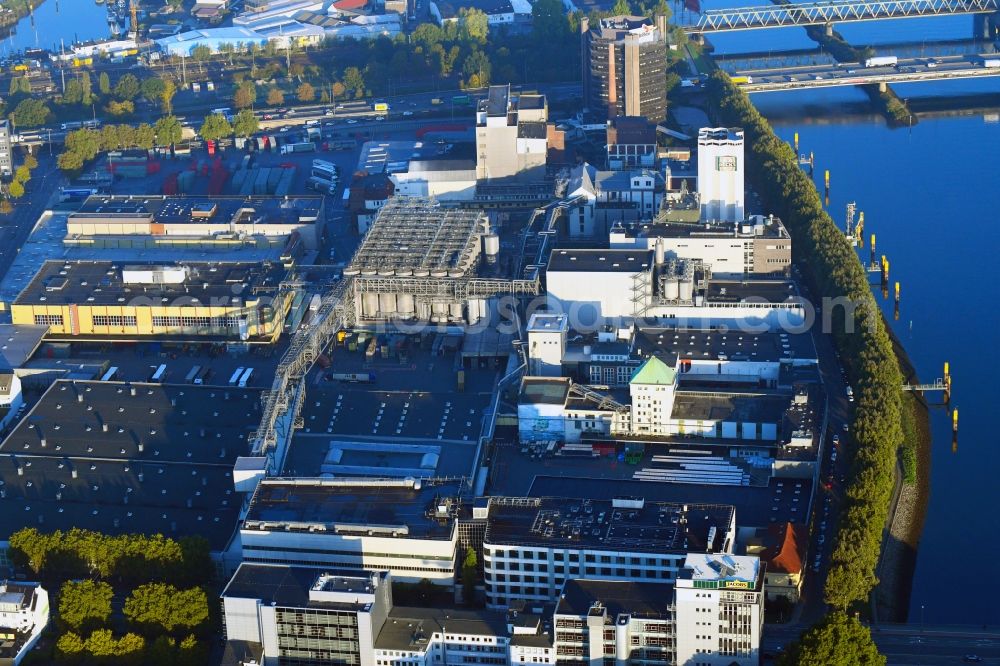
244;479;464;539
14;260;286;306
484;496;733;553
376;607;508;650
71;195;323;224
557;579;674;618
548;249;653;273
633;327;817;364
670;390;791;422
0;380;259;549
224;563;384;609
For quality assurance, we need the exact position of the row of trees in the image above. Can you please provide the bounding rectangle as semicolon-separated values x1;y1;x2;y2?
57;117;182;172
706;72;905;616
59;580;209;636
55;630;206;665
3;151;37;204
8;528;212;586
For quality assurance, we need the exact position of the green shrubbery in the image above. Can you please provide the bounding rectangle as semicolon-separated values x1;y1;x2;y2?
706;72;904;610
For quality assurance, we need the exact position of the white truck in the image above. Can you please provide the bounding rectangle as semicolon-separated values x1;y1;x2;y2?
982;58;1000;69
865;56;898;68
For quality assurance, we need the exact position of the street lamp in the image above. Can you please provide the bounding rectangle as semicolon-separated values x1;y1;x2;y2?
921;604;925;633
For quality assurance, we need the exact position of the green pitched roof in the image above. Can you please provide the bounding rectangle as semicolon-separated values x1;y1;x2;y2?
630;356;676;386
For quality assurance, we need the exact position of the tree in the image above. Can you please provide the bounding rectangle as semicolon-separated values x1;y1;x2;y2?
13;165;30;184
288;62;305;81
160;79;177;114
461;7;489;41
64;128;102;161
191;45;212;62
612;0;631;14
296;82;315;102
141;77;166;104
233;81;257;109
58;580;113;633
62;79;84;105
463;50;491;88
461;547;478;604
57;150;86;173
266;87;285;106
0;200;12;215
343;67;365;98
99;72;111;95
8;180;25;199
106;100;135;116
178;634;208;665
124;583;209;633
10;98;50;128
56;631;86;664
115;73;140;101
331;81;346;101
146;635;177;666
532;0;570;41
232;109;259;138
80;72;94;105
8;77;20;95
199;113;233;141
134;123;156;150
779;612;885;666
154;115;183;146
23;153;38;170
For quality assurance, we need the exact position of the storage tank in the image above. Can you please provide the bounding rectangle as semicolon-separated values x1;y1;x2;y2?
397;293;415;316
378;267;394;277
449;303;464;321
343;267;360;276
413;269;430;277
379;293;397;315
362;293;380;318
679;278;694;301
416;301;432;321
431;269;448;278
361;268;378;276
395;267;413;277
431;303;449;322
448;268;464;278
654;238;665;266
664;278;680;300
483;234;500;264
466;299;479;325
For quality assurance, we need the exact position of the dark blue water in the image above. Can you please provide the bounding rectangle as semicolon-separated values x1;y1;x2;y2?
2;0;111;55
702;9;1000;625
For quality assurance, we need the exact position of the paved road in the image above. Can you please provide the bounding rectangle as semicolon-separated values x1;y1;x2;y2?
764;623;1000;664
0;154;62;284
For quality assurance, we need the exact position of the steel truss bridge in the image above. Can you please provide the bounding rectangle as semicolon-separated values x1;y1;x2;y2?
682;0;1000;34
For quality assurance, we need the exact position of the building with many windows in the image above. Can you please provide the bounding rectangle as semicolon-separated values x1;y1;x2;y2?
475;85;550;181
481;496;735;609
9;260;290;341
239;478;464;584
0;119;13;179
674;553;765;666
581;16;668;123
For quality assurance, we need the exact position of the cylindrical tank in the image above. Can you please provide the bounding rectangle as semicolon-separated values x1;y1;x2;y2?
654;238;665;266
449;303;463;320
448;268;464;278
483;234;500;264
431;269;448;278
476;299;488;323
379;293;397;314
416;301;432;320
397;293;415;316
378;267;394;277
361;268;377;276
432;303;449;320
679;278;694;301
413;269;430;277
395;267;413;277
343;267;360;276
466;299;479;325
664;278;680;300
362;293;379;318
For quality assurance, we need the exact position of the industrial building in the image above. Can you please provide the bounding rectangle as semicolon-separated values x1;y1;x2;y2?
609;215;792;277
343;198;537;326
220;563;553;666
0;119;12;179
553;553;765;666
239;478;466;583
606;115;657;170
482;496;736;608
0;380;259;566
0;581;49;665
544;246;801;326
9;260;290;341
563;163;667;237
581;15;668;123
698;128;746;223
475;85;550;181
67;195;325;250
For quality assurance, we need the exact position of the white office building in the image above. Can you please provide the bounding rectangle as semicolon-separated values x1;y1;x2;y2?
526;313;568;377
481;496;736;609
675;553;765;666
697;128;745;223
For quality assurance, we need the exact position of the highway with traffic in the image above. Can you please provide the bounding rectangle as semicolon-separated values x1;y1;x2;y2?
733;54;1000;92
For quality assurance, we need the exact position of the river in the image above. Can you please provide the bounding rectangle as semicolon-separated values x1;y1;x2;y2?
701;11;1000;625
1;0;112;56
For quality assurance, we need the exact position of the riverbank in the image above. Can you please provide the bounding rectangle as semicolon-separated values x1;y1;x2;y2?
0;0;43;37
874;321;933;623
